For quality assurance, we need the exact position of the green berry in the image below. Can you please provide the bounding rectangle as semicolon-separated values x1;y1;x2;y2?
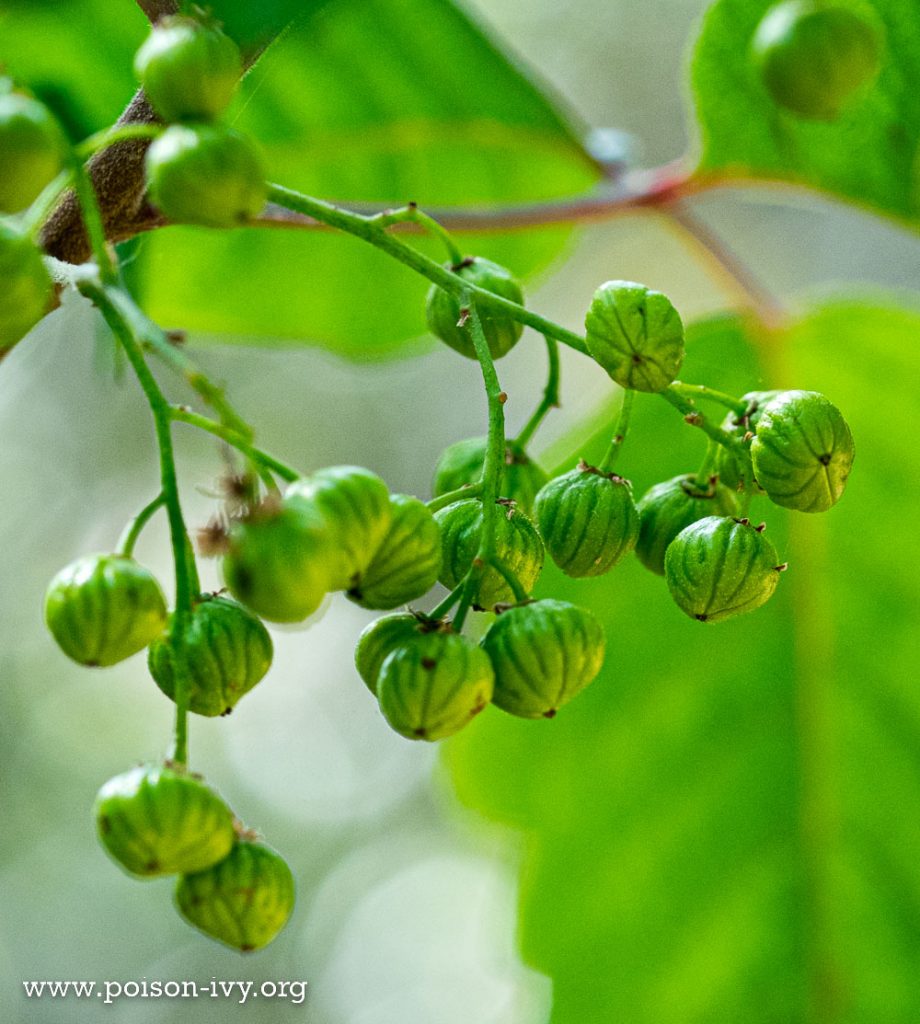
94;764;235;877
354;613;434;695
145;124;266;228
584;280;684;392
751;389;855;512
635;474;738;576
377;630;494;741
426;257;524;360
44;554;168;667
135;15;242;123
752;1;882;120
432;436;549;514
347;495;440;610
534;462;639;577
286;466;392;591
175;839;295;952
665;516;784;623
148;594;273;717
222;499;334;623
481;599;606;719
715;390;784;490
0;89;67;213
0;223;52;352
434;499;544;609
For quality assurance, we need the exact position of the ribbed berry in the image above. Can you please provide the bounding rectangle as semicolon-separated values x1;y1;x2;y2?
354;613;435;695
44;554;168;667
94;764;235;877
534;462;639;577
175;840;295;951
665;516;784;623
426;257;524;360
751;390;855;512
715;390;784;491
584;280;684;392
222;498;334;623
377;630;494;741
434;499;544;608
286;466;392;591
635;474;738;576
347;495;440;610
481;599;606;719
148;594;273;717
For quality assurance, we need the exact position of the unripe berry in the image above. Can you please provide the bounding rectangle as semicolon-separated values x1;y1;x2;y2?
635;474;738;576
534;462;639;577
354;613;434;694
377;630;494;741
222;499;334;623
145;124;266;228
134;15;242;123
752;1;882;120
426;257;524;360
751;389;855;512
665;516;784;623
0;223;53;352
481;599;605;719
584;280;684;392
44;554;168;667
432;436;549;514
715;390;784;490
175;839;295;952
434;499;544;608
94;764;235;877
0;88;67;213
148;594;273;717
347;495;440;610
286;466;391;591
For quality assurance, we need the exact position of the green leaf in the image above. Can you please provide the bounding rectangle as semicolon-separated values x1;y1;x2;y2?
445;300;920;1021
692;0;920;228
137;0;599;356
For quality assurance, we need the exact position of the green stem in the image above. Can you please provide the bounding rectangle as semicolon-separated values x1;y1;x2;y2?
98;285;253;439
266;183;589;356
599;389;634;472
453;298;506;633
369;204;463;264
660;386;750;464
426;481;483;513
117;493;166;557
515;335;560;449
694;439;720;491
428;581;466;621
75;123;162;160
491;556;529;603
170;406;300;483
77;274;197;766
671;381;747;416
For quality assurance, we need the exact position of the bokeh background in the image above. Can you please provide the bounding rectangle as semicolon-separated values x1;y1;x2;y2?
1;0;918;1021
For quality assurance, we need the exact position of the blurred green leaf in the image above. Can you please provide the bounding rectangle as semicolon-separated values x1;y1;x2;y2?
445;301;920;1022
138;0;599;355
692;0;920;228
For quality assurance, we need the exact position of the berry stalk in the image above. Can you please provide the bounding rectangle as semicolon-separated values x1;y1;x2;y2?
515;335;560;449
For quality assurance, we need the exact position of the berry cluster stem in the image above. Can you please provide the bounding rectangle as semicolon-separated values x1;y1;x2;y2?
515;335;560;449
599;388;634;472
265;183;590;356
117;493;167;557
77;274;197;766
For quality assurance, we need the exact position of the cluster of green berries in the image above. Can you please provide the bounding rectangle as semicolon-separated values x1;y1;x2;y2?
426;267;855;627
136;14;267;227
752;1;883;120
0;78;63;353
